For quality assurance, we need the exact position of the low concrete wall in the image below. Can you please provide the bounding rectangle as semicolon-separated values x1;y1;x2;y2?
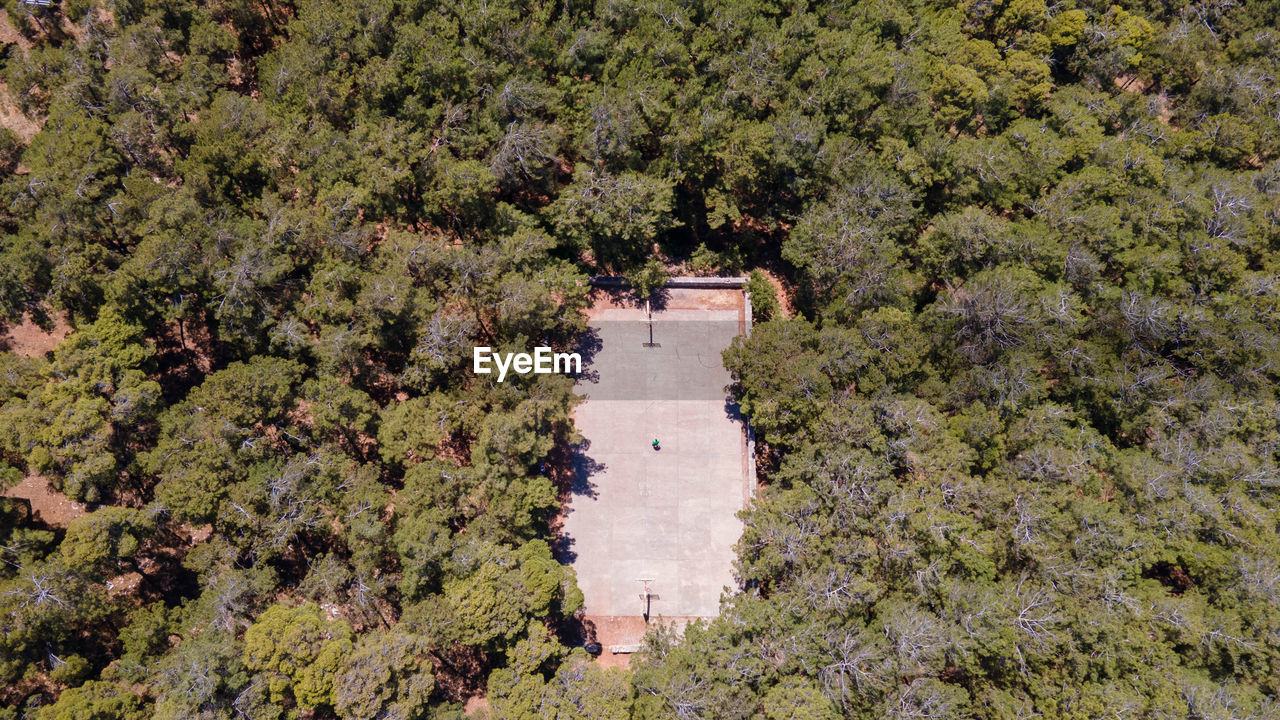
588;276;748;289
667;276;748;289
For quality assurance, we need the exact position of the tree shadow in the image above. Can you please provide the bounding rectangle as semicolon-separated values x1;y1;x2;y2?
592;284;671;311
555;613;597;648
548;437;605;501
551;532;578;565
548;437;606;565
638;287;671;312
722;394;745;423
0;496;60;539
570;439;606;499
150;315;218;404
432;645;489;704
570;326;603;386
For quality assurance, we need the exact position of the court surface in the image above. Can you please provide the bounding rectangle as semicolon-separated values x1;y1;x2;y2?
561;288;751;635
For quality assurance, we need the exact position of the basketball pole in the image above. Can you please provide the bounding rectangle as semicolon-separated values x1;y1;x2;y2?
647;299;652;345
637;578;654;622
644;299;657;347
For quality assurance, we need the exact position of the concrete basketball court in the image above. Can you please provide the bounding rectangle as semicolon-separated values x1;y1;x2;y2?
561;287;751;646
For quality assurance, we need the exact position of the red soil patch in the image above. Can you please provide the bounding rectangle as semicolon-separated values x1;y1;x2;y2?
581;615;649;670
2;472;86;528
579;615;697;670
1114;74;1151;93
585;287;745;316
0;82;41;144
584;288;638;314
0;13;43;144
106;572;143;598
185;523;214;544
1;312;71;358
0;12;33;51
669;287;742;311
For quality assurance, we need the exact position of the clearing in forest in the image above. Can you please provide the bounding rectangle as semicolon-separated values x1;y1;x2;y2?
560;286;752;663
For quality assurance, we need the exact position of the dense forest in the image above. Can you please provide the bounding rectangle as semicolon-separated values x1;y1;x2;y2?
0;0;1277;717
